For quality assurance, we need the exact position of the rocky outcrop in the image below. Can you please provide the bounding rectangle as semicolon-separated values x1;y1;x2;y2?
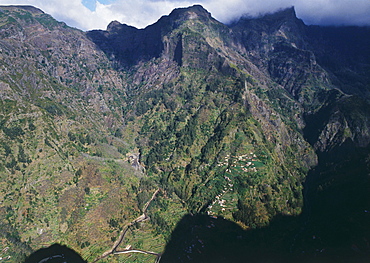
0;5;369;263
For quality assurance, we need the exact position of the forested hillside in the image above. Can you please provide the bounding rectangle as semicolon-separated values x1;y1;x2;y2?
0;5;369;262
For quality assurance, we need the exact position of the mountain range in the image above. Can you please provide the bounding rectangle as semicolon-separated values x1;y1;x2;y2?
0;4;369;262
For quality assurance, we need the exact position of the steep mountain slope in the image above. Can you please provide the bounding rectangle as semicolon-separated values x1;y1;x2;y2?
0;6;171;262
89;5;319;226
88;5;370;262
0;4;369;263
306;25;370;99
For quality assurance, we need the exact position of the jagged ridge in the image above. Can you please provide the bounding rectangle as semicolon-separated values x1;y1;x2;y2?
0;4;369;263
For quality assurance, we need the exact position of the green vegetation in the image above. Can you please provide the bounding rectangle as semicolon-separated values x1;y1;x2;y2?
123;61;310;231
0;5;368;263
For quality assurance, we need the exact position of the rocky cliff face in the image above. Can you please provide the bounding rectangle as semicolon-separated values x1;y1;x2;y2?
0;5;369;262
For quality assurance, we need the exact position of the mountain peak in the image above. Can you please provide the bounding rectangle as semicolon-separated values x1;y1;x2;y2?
106;20;138;32
261;6;299;21
107;20;122;31
1;4;370;262
231;6;306;49
234;6;300;26
165;4;212;24
0;5;44;14
169;5;211;17
264;6;297;20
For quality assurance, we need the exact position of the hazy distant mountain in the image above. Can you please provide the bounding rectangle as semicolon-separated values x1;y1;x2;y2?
0;5;369;262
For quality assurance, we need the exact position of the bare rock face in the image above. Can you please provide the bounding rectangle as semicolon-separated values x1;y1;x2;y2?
0;4;369;263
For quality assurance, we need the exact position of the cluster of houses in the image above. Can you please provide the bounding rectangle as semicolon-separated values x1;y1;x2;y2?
208;152;260;216
207;178;233;215
218;153;259;173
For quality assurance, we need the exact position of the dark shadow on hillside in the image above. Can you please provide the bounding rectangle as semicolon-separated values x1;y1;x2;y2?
161;146;370;263
23;243;86;263
21;142;370;263
160;213;300;263
160;209;370;263
87;18;166;68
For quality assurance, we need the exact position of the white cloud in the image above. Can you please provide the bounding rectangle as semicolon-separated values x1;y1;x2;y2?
0;0;369;31
96;0;195;28
200;0;370;26
201;0;294;23
294;0;370;26
0;0;99;29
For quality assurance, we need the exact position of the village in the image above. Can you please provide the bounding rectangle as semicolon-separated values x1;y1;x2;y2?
207;152;261;216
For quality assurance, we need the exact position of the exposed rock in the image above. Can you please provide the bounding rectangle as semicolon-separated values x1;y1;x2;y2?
0;4;369;263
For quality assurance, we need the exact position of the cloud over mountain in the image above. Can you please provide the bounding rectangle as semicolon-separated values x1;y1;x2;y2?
0;0;369;31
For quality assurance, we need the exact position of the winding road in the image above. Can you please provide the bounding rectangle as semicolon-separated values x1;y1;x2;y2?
91;189;162;263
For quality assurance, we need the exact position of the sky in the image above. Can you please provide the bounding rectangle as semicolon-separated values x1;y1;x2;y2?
0;0;369;31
